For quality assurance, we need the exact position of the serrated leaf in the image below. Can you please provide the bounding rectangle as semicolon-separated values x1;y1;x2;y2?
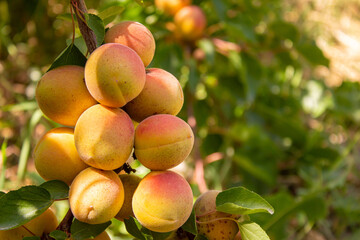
181;209;197;235
85;14;105;47
70;219;111;240
49;230;67;240
98;5;124;20
124;217;149;240
40;180;69;200
47;43;87;72
238;221;270;240
216;187;274;215
0;186;52;230
23;237;41;240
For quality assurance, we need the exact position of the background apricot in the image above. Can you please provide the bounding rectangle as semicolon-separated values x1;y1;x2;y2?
124;68;184;122
74;104;134;170
134;114;194;170
105;21;155;67
34;127;88;185
84;43;146;108
155;0;191;15
132;171;193;232
36;65;97;126
174;6;207;41
69;167;124;224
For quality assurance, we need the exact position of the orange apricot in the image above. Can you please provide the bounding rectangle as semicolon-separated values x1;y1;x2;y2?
174;6;207;42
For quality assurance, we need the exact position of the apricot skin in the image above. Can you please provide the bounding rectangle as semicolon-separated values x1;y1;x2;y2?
36;65;97;126
69;167;124;224
155;0;191;15
194;190;239;240
174;6;207;41
115;174;142;221
84;43;146;108
132;171;193;233
74;104;134;170
105;21;155;67
34;127;88;185
124;68;184;122
0;208;58;240
134;114;194;170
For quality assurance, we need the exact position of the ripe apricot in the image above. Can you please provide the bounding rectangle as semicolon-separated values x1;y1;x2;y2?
34;127;88;185
155;0;191;15
74;104;134;170
84;43;146;108
132;171;193;232
124;68;184;122
104;21;155;67
36;65;97;126
69;167;124;224
194;190;239;240
115;174;142;221
174;6;207;41
0;208;58;240
134;114;194;170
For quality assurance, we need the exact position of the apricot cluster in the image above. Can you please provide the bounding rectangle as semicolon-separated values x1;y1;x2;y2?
33;20;194;236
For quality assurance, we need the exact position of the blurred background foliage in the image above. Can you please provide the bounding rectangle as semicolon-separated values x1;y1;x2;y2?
1;0;360;239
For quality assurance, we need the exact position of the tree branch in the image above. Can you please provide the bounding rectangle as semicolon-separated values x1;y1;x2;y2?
56;209;74;236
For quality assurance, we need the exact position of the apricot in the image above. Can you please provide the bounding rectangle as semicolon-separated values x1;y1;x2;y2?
124;68;184;122
34;127;88;185
194;190;239;240
36;65;97;126
132;171;193;232
174;6;207;41
84;43;146;108
104;21;155;67
134;114;194;170
0;208;58;240
74;104;134;170
155;0;191;15
69;167;124;224
115;174;142;221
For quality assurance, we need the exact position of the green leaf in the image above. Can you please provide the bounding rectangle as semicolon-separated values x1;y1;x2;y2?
124;217;148;240
70;219;111;240
49;230;67;240
238;221;270;240
195;234;208;240
216;187;274;215
66;37;87;56
85;14;105;47
23;237;41;240
0;191;5;197
47;43;87;72
40;180;69;200
98;5;124;20
142;228;172;240
296;42;329;66
181;209;197;235
0;186;52;230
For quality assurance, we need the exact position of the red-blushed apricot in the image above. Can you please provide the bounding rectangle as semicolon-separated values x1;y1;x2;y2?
134;114;194;170
69;167;124;224
0;208;58;240
104;21;155;67
115;174;142;221
194;190;239;240
174;6;207;41
36;65;97;126
33;127;88;185
155;0;191;15
132;171;193;232
74;104;134;170
84;43;146;108
124;68;184;122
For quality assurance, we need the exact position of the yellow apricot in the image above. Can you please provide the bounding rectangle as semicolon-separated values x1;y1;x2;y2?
115;174;142;221
134;114;194;170
34;127;88;185
124;68;184;122
36;65;97;126
174;6;207;41
84;43;146;108
194;190;239;240
0;208;58;240
132;171;193;232
155;0;191;15
105;21;155;67
74;104;134;170
69;167;124;224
